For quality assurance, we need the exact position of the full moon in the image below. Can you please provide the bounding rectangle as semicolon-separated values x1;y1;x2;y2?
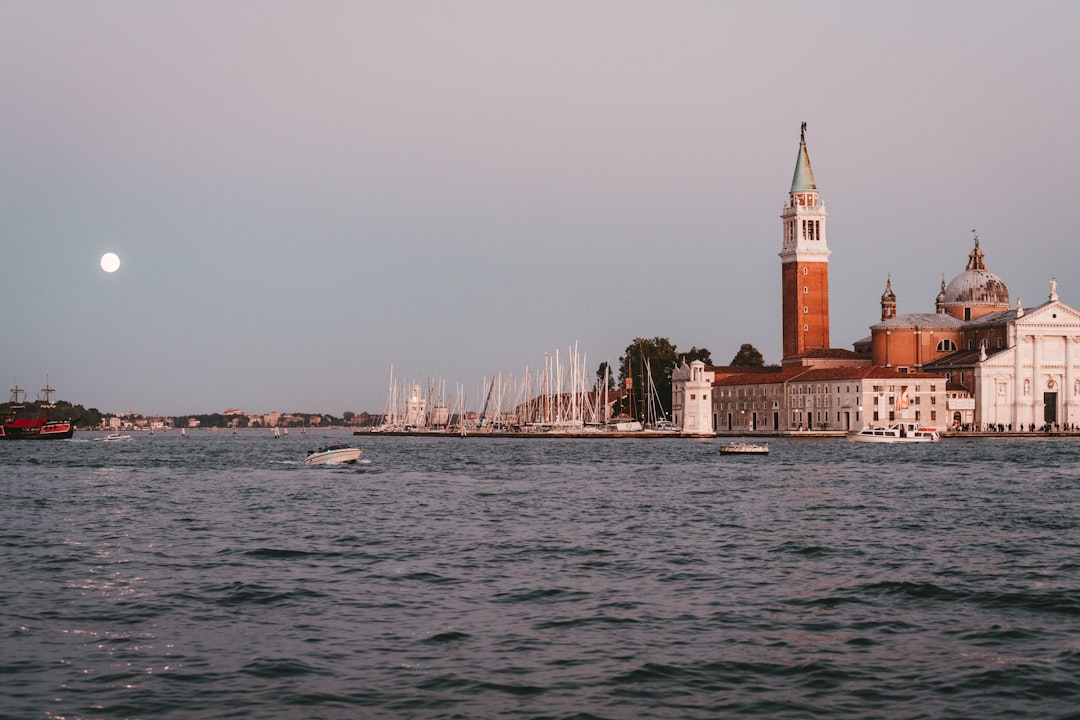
100;253;121;273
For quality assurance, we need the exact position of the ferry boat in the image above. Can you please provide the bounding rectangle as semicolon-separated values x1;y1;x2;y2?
847;421;940;443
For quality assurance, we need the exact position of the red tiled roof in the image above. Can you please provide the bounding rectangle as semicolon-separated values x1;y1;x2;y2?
712;364;947;386
783;348;871;360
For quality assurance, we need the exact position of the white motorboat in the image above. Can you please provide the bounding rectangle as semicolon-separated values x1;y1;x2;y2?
304;443;363;465
847;421;940;443
720;441;769;454
96;430;132;442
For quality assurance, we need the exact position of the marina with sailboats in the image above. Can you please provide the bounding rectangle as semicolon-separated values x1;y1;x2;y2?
367;344;683;438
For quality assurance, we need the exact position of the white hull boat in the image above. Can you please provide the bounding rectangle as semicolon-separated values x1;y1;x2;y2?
848;421;940;443
304;444;363;465
720;441;769;454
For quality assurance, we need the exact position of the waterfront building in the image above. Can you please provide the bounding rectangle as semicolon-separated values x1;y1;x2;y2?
680;364;946;434
672;125;952;434
673;124;1073;434
868;236;1080;429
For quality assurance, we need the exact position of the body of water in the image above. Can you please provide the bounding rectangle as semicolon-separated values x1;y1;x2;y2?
2;432;1078;718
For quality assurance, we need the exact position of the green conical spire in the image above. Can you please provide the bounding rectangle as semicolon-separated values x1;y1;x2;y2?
790;122;817;192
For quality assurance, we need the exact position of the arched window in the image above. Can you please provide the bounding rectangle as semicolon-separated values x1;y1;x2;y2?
936;339;958;352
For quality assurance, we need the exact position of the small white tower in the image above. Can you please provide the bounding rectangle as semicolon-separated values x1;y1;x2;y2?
676;360;715;436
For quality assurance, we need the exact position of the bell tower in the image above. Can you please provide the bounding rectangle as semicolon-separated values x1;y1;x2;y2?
881;277;897;320
780;123;830;360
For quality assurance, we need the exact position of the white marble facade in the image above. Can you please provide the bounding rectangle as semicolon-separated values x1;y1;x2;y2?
975;298;1080;429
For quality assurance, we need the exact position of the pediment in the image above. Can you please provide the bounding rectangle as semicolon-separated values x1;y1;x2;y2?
978;346;1017;369
1014;300;1080;329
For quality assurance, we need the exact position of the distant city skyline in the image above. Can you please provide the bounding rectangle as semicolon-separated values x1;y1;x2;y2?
3;2;1078;415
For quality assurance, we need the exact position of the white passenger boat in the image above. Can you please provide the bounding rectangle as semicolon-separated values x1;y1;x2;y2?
304;442;363;465
720;441;769;454
96;429;132;442
847;421;940;443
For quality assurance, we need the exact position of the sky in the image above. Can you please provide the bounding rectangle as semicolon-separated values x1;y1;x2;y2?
3;1;1079;416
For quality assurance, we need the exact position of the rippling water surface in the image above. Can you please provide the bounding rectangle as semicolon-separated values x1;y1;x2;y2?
2;431;1079;719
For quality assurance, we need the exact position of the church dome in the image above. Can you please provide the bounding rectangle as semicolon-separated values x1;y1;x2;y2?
943;237;1010;311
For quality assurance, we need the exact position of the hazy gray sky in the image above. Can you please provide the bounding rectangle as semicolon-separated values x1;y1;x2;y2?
3;1;1078;415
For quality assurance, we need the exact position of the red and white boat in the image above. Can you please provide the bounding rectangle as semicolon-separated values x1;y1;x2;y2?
0;416;76;440
1;383;76;440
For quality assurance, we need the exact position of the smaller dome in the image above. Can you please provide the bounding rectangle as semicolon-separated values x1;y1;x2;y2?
881;277;896;303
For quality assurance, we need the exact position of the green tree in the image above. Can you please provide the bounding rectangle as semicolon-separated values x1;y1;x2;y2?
617;337;680;420
1;399;102;428
677;346;712;366
730;343;765;367
596;361;616;392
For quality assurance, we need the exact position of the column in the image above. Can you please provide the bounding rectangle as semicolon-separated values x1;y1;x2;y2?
1066;336;1075;425
1032;334;1042;423
1015;338;1026;427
